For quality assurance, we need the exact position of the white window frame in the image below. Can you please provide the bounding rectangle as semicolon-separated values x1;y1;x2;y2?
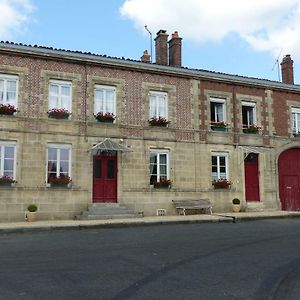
0;74;19;107
48;80;72;111
149;149;170;183
242;101;256;127
46;143;72;183
291;107;300;134
210;98;226;123
94;85;116;115
211;152;228;180
0;141;17;179
149;91;168;119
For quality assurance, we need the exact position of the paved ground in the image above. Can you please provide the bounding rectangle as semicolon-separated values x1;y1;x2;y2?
1;218;300;299
0;211;300;234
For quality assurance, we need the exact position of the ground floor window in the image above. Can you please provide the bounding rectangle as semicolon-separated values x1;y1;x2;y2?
211;152;228;180
149;149;169;185
47;144;71;183
0;142;16;179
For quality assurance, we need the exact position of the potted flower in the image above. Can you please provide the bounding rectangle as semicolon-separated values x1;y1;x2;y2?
232;198;241;212
0;104;17;115
26;204;38;222
148;117;170;127
212;179;232;189
0;175;16;186
94;112;115;123
153;178;171;188
49;175;72;187
211;121;228;131
47;108;70;119
243;124;260;134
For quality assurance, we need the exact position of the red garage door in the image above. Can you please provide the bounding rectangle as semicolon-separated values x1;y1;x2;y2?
278;148;300;211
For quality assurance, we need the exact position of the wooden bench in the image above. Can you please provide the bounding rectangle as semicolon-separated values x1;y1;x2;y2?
172;199;212;216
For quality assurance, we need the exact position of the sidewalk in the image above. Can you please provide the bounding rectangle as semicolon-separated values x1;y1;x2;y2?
1;211;300;234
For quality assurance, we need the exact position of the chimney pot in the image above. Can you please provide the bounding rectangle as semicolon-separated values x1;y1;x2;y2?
281;54;294;84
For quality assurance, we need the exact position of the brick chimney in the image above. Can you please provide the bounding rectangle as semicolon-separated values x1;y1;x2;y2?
155;30;168;65
168;31;182;67
141;50;150;63
281;54;294;84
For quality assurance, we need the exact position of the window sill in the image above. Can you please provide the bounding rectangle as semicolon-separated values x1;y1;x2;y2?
47;183;72;189
0;182;16;188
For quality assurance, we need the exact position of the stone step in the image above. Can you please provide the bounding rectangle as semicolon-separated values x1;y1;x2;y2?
246;201;264;212
81;214;137;220
79;203;138;220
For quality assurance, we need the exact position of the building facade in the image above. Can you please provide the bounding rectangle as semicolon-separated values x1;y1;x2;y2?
1;31;300;221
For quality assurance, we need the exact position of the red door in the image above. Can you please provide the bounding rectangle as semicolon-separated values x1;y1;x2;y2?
93;155;117;203
278;149;300;211
244;153;260;202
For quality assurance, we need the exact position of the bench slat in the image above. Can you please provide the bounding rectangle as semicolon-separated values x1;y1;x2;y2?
172;199;212;216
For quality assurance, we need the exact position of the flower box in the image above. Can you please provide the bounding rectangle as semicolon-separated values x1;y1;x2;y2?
153;179;171;188
49;176;72;187
212;179;232;189
211;121;228;131
48;108;70;119
94;112;115;123
243;125;260;134
148;117;170;127
0;175;16;186
0;104;17;115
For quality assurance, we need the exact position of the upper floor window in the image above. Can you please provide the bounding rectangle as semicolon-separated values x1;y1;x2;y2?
211;152;228;181
210;98;226;125
149;91;168;119
149;149;169;185
49;80;72;111
291;107;300;134
94;85;116;115
0;142;16;180
0;74;18;107
47;144;71;183
242;101;256;128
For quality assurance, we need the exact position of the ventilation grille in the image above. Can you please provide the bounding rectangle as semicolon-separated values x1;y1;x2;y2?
157;209;166;216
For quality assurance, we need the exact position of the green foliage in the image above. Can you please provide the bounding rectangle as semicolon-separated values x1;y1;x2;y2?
27;204;38;212
232;198;240;205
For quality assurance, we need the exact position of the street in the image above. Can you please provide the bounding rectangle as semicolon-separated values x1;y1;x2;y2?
0;219;300;299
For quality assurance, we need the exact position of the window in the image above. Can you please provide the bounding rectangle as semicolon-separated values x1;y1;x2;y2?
0;74;18;107
210;98;226;124
47;144;71;183
0;142;16;179
149;91;168;119
94;85;116;115
242;101;256;128
49;80;72;111
211;152;228;180
291;108;300;134
149;150;169;184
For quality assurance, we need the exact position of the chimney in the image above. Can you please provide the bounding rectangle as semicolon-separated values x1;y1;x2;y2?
141;50;150;63
281;54;294;84
168;31;182;67
155;30;168;65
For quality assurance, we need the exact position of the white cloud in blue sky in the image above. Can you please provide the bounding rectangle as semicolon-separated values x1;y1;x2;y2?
120;0;300;59
0;0;34;39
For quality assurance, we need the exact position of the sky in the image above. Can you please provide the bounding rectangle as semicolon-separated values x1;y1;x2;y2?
1;0;300;84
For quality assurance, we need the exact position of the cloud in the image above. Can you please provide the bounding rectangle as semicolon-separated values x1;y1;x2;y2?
0;0;35;39
120;0;300;59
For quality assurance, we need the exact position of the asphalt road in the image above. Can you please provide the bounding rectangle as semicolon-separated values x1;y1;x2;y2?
0;219;300;300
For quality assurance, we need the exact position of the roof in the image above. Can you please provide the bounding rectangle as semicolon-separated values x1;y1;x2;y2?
90;138;132;155
1;41;300;92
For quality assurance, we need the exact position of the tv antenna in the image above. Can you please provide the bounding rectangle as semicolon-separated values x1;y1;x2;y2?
144;25;153;62
272;49;283;81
